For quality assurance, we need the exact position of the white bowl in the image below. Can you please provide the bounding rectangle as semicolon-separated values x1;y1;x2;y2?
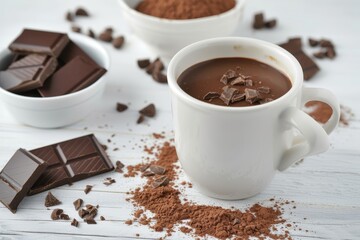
119;0;245;61
0;33;110;128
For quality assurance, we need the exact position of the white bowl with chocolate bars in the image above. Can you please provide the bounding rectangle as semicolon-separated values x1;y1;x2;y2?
119;0;245;61
0;30;110;128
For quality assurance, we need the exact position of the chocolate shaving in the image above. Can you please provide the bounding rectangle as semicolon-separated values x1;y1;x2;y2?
257;86;271;94
45;192;61;207
116;103;128;112
220;86;238;105
149;165;166;175
75;7;89;16
84;185;93;194
51;208;63;220
73;198;83;211
152;176;169;188
245;88;260;104
137;59;151;69
71;218;79;227
140;164;150;172
112;36;125;49
203;92;220;101
139;104;156;117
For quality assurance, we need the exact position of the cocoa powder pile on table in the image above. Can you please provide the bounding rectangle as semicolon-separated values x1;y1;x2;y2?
127;139;294;239
136;0;236;20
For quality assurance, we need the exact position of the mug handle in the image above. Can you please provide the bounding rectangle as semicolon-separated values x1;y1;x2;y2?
278;87;340;171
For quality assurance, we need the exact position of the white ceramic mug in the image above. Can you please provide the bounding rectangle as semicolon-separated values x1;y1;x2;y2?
168;37;340;200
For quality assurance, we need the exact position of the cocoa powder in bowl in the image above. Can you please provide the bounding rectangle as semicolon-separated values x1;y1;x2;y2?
136;0;236;20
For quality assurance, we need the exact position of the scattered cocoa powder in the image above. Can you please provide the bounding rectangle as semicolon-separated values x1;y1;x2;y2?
128;137;295;239
136;0;236;20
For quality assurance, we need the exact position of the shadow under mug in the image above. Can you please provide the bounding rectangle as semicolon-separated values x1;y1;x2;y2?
168;37;340;200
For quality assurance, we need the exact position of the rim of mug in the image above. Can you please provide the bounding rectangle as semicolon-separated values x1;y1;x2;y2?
167;37;303;112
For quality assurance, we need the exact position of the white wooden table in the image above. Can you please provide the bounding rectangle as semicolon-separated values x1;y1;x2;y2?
0;0;359;239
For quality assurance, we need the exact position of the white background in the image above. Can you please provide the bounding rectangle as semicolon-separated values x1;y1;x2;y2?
0;0;359;239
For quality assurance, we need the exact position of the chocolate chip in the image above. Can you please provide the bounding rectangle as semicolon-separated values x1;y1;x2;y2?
71;218;79;227
137;115;145;124
264;19;277;28
257;86;271;94
112;36;125;49
149;165;166;175
139;103;156;117
137;59;151;69
116;103;128;112
51;209;63;220
203;92;220;101
60;213;70;220
230;77;245;86
75;7;89;16
313;51;327;59
73;198;83;211
84;185;93;194
71;25;81;33
253;13;264;29
245;88;260;104
45;192;61;207
231;93;246;103
88;29;96;38
152;176;169;188
100;216;105;221
326;47;336;59
99;31;113;42
308;38;319;47
220;86;239;105
245;79;253;86
66;12;74;22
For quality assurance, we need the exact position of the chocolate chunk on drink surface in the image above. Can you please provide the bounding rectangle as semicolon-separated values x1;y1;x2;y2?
28;134;114;195
231;93;245;103
203;92;220;101
112;36;125;49
257;86;271;94
220;86;238;105
137;59;150;69
37;56;106;97
245;88;260;104
9;29;69;57
253;13;264;29
45;192;61;207
220;69;237;84
116;103;128;112
0;54;57;93
230;76;245;86
139;104;156;117
0;149;47;213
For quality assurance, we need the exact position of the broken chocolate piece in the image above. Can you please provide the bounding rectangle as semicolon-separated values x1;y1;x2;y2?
78;209;89;218
112;36;125;49
142;171;155;177
253;13;264;29
139;103;156;117
308;38;319;47
264;19;277;28
75;7;89;16
152;176;169;188
66;12;74;22
319;39;334;48
203;92;220;101
84;185;93;194
245;88;260;104
73;198;83;211
153;71;168;84
51;208;63;220
116;103;128;112
88;29;96;38
103;177;116;186
257;86;271;94
99;31;113;42
71;25;81;33
86;219;97;224
60;213;70;220
313;51;327;59
149;165;166;175
100;216;105;221
137;59;150;69
71;218;79;227
115;161;125;173
231;93;246;103
326;47;336;59
137;115;145;124
220;86;238;105
45;192;61;207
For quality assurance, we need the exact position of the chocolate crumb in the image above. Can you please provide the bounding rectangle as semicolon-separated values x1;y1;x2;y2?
265;19;277;28
45;192;61;207
308;38;319;47
319;39;334;48
71;25;81;33
137;59;151;69
137;115;145;124
115;160;125;173
139;104;156;117
203;92;220;101
88;29;96;38
86;219;97;224
66;12;74;22
71;218;79;227
116;103;128;112
84;185;93;194
100;216;105;221
75;7;89;16
73;198;83;211
112;36;125;49
253;13;264;29
51;209;63;220
99;31;113;42
125;219;133;225
313;51;327;59
103;177;116;186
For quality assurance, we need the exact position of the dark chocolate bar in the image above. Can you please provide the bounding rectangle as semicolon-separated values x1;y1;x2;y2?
0;149;47;213
37;56;106;97
0;54;57;93
9;29;69;57
28;134;114;195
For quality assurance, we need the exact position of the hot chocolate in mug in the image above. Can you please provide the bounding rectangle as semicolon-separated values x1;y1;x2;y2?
168;37;340;200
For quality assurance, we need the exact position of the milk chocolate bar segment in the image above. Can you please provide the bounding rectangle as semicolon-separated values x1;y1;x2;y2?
28;134;114;195
0;149;47;213
9;29;69;57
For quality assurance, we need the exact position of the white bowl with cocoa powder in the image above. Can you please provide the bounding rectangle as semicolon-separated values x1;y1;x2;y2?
119;0;245;61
